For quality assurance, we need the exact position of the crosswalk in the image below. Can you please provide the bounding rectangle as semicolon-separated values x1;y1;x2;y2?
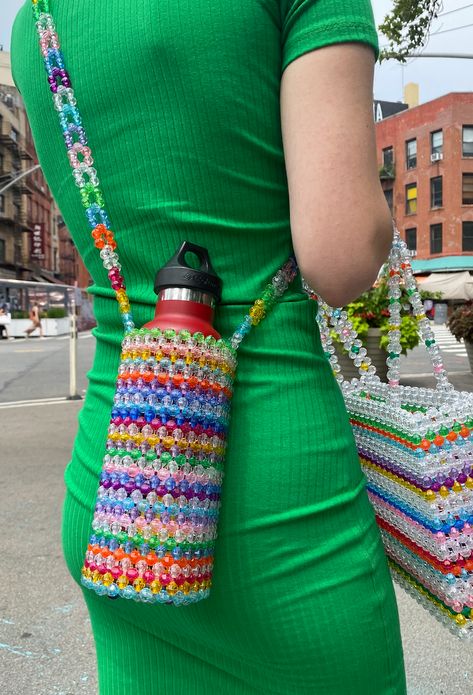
429;324;468;358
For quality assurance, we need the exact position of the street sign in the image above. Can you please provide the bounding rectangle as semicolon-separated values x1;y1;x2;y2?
30;222;45;261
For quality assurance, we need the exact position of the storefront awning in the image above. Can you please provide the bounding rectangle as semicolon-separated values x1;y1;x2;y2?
417;271;473;300
411;256;473;273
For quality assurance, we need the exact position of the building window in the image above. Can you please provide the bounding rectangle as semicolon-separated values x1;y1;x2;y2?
430;223;442;254
0;238;5;263
430;176;443;208
462;221;473;251
0;194;4;213
406;138;417;169
431;130;443;156
463;173;473;205
382;147;394;168
10;128;18;143
384;188;393;213
463;126;473;157
405;227;417;251
463;221;473;251
0;152;3;172
405;183;417;215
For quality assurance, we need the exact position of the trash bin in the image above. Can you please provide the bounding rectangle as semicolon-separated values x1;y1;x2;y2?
434;302;448;324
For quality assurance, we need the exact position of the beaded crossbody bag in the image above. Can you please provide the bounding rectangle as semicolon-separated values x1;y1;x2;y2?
313;229;473;639
32;1;298;606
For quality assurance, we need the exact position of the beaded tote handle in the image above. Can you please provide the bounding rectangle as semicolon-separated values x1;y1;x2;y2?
32;0;298;348
387;224;451;389
311;222;453;392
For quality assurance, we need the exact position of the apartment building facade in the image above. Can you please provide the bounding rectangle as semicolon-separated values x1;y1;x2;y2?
376;92;473;274
0;50;89;287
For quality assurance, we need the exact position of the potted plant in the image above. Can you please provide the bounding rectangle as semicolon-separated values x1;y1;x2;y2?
331;272;438;381
447;302;473;371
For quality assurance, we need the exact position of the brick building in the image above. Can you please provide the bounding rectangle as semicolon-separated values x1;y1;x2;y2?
0;84;33;279
0;49;90;287
376;92;473;274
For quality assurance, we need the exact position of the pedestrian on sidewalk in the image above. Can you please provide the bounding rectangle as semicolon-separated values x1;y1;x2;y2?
24;302;44;338
11;0;407;693
0;305;11;340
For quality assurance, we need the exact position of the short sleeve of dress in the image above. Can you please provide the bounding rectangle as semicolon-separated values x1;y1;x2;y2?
280;0;380;73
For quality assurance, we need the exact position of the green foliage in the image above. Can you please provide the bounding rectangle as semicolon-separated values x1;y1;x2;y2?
447;302;473;343
379;163;396;179
11;308;68;319
46;307;67;318
379;315;421;354
378;0;443;63
331;270;440;355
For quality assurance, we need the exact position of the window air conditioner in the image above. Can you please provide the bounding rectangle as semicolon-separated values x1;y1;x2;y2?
431;152;443;162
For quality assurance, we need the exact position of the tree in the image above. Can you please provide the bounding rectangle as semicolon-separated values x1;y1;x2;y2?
378;0;443;63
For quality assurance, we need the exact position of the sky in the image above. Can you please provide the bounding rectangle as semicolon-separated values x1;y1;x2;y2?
1;0;472;105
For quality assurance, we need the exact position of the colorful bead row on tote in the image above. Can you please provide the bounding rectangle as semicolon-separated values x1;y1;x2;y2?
313;231;473;638
32;0;134;332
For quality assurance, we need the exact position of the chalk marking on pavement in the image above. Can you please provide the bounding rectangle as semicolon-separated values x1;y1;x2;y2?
14;349;45;353
0;642;36;658
54;604;74;614
0;396;78;409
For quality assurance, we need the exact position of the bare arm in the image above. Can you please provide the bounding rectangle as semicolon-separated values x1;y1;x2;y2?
280;43;392;307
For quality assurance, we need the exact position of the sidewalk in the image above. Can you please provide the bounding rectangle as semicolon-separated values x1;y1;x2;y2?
401;370;473;391
2;391;473;694
2;402;96;694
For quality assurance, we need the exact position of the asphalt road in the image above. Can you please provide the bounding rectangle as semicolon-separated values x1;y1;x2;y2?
0;322;471;404
0;332;94;403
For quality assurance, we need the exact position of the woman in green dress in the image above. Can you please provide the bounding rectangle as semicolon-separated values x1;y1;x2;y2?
12;0;406;692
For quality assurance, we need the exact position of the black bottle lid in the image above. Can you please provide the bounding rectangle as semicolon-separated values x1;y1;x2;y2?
154;241;222;303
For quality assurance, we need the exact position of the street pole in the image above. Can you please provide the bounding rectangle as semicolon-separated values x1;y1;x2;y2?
406;53;473;59
382;52;473;62
67;293;82;400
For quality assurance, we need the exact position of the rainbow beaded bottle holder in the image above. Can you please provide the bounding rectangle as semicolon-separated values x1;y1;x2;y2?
32;0;298;605
314;224;473;639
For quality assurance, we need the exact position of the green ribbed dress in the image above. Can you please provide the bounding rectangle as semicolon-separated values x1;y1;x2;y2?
11;1;407;692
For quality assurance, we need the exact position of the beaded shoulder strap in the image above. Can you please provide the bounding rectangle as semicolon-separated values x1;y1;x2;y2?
31;0;298;349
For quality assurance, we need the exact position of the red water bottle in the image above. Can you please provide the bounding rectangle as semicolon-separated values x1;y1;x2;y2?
143;241;223;338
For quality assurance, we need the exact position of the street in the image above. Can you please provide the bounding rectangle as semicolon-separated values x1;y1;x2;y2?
2;325;473;694
0;332;93;404
1;323;472;405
